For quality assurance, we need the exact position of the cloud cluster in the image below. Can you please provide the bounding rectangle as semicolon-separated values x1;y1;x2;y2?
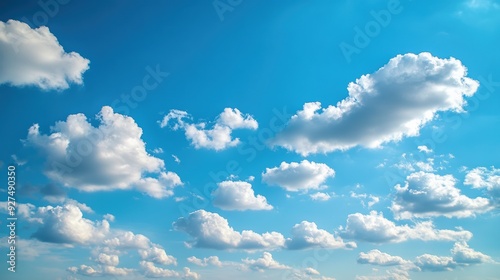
159;108;258;151
19;200;196;279
212;180;273;211
391;172;491;219
262;160;335;192
0;20;90;90
340;211;472;243
465;166;500;204
272;52;479;155
357;242;492;275
26;106;182;198
174;210;354;251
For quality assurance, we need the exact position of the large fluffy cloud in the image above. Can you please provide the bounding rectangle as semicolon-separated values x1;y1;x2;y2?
172;210;285;250
159;108;258;151
0;20;90;90
391;172;492;219
25;106;182;198
340;211;472;243
31;204;109;245
212;180;273;211
262;160;335;192
272;52;479;155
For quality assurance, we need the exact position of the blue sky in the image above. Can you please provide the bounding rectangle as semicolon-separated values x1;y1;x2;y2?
1;0;500;279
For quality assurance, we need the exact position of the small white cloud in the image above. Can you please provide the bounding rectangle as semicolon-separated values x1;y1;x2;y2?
272;53;479;155
350;192;380;208
310;192;331;201
262;160;335;192
152;148;164;154
417;145;433;154
358;250;412;266
11;154;27;166
172;154;180;163
0;20;90;90
242;252;290;272
138;245;177;265
103;214;115;222
212;180;273;211
159;108;258;151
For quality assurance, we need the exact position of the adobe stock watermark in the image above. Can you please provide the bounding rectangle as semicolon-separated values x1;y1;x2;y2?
384;74;499;187
10;0;71;54
178;106;291;216
49;64;169;176
339;0;406;64
213;0;243;21
21;0;71;28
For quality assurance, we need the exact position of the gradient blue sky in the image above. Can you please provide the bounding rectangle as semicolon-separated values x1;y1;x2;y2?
1;0;499;279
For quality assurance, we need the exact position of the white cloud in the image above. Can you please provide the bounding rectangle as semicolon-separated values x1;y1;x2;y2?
464;166;500;204
414;254;456;271
0;20;90;90
139;261;179;278
350;192;380;208
26;106;182;199
173;210;285;250
32;204;109;245
272;52;479;155
172;154;180;163
391;172;491;219
262;160;335;192
285;221;356;250
451;241;493;264
95;253;119;266
242;252;290;272
417;145;433;153
103;214;115;222
310;192;332;201
358;250;411;266
103;231;151;250
138;261;200;279
340;211;472;243
138;245;177;266
187;256;223;267
159;108;258;151
212;180;273;211
67;264;135;277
